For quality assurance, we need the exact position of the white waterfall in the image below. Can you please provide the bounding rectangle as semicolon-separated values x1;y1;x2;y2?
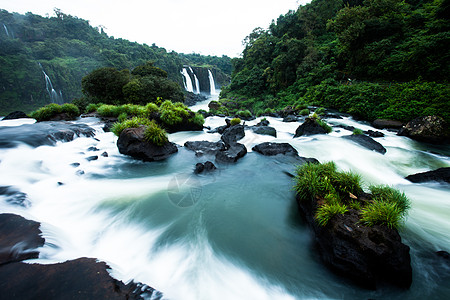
189;67;201;94
181;68;194;93
208;69;217;95
42;70;63;104
3;24;9;37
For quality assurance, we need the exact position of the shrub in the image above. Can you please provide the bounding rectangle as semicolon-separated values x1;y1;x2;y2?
189;113;205;127
315;202;348;226
369;185;411;216
353;128;364;135
299;108;310;116
263;108;275;115
143;120;168;146
237;109;252;119
316;118;332;133
86;103;100;113
315;107;326;115
97;104;121;117
230;117;241;126
360;200;403;229
30;103;79;121
118;112;128;122
160;100;189;125
111;116;152;136
294;162;338;200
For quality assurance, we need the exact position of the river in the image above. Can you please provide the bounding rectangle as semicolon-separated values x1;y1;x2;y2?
0;98;449;299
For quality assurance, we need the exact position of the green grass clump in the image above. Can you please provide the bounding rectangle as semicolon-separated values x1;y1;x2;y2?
230;117;241;126
97;104;122;117
145;103;159;115
237;110;252;119
263;108;275;115
353;128;364;135
118;112;128;122
315;107;326;115
111;116;151;136
315;202;348;226
30;103;79;121
86;103;100;113
317;118;332;133
144;120;168;146
189;113;205;127
299;108;310;116
160;100;190;125
294;162;410;229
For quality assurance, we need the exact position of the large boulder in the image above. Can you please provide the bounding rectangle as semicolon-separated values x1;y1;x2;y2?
405;167;450;184
398;116;450;144
215;143;247;163
1;111;30;120
0;121;95;149
184;141;225;156
252;142;298;156
0;213;44;265
117;126;177;161
296;197;412;289
252;126;277;137
294;117;329;137
343;134;387;154
221;125;245;146
372;119;403;129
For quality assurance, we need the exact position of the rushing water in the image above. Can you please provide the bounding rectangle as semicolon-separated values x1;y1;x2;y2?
0;103;449;299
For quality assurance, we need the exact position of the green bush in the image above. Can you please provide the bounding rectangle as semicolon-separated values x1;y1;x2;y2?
237;109;252;119
189;113;205;127
118;112;128;122
315;202;348;226
369;185;410;216
111;116;151;136
317;119;332;133
30;103;79;121
299;108;310;116
230;118;241;126
315;107;326;115
97;104;121;117
353;128;364;135
143;120;168;146
86;103;100;113
360;200;403;229
160;100;189;125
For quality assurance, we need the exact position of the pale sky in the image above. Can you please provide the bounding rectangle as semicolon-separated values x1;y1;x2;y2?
0;0;310;57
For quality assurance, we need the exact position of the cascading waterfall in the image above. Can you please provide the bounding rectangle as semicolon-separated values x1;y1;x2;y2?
189;67;200;94
181;68;194;93
208;69;216;95
42;70;63;104
3;24;10;37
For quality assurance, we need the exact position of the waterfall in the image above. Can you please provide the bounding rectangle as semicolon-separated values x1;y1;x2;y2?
3;24;9;37
208;70;216;95
189;67;200;94
42;70;63;104
181;68;194;93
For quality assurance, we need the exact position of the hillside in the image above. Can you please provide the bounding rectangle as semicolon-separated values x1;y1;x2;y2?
221;0;450;123
0;8;231;115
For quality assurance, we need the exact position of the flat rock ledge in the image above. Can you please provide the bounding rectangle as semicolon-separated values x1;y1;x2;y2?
343;134;387;154
296;195;412;290
0;213;162;299
117;126;178;161
405;167;450;184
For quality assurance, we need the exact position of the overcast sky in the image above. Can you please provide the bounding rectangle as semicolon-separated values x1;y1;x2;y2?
0;0;310;57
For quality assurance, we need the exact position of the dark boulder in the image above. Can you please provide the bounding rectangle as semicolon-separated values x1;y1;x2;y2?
194;161;217;174
184;141;225;156
405;167;450;184
372;119;403;129
296;198;412;289
252;142;298;156
398;116;450;144
117;126;178;161
221;125;245;146
256;119;270;127
0;213;44;265
283;115;298;122
437;251;450;260
252;126;277;137
0;121;95;149
343;134;387;154
366;130;384;138
2;111;30;120
101;151;109;157
86;155;99;161
294;118;330;137
0;258;162;300
215;143;247;163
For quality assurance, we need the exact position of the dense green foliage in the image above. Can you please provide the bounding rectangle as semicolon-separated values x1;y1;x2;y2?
294;162;410;228
0;9;231;115
144;120;169;146
221;0;450;122
230;118;241;126
29;103;79;121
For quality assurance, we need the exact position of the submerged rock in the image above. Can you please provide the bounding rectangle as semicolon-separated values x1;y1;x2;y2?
2;111;30;120
343;134;387;154
117;126;177;161
294;118;330;137
398;116;450;144
0;121;95;148
296;198;412;289
252;142;298;156
194;161;217;174
405;167;450;184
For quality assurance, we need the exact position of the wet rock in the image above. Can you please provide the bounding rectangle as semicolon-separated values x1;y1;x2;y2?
86;155;98;161
405;167;450;184
221;125;245;147
343;134;387;154
256;119;270;127
117;126;178;161
0;213;44;265
215;143;247;163
101;151;109;157
283;115;298;122
398;116;450;144
71;162;81;167
76;170;85;176
2;111;30;120
87;146;100;151
0;258;162;299
366;130;384;138
436;251;450;260
194;161;217;174
184;141;225;156
252;126;277;137
372;119;403;129
0;121;95;149
294;117;330;137
252;142;298;156
296;198;412;289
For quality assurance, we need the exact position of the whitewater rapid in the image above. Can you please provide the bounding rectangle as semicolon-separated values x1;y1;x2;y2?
0;110;449;299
